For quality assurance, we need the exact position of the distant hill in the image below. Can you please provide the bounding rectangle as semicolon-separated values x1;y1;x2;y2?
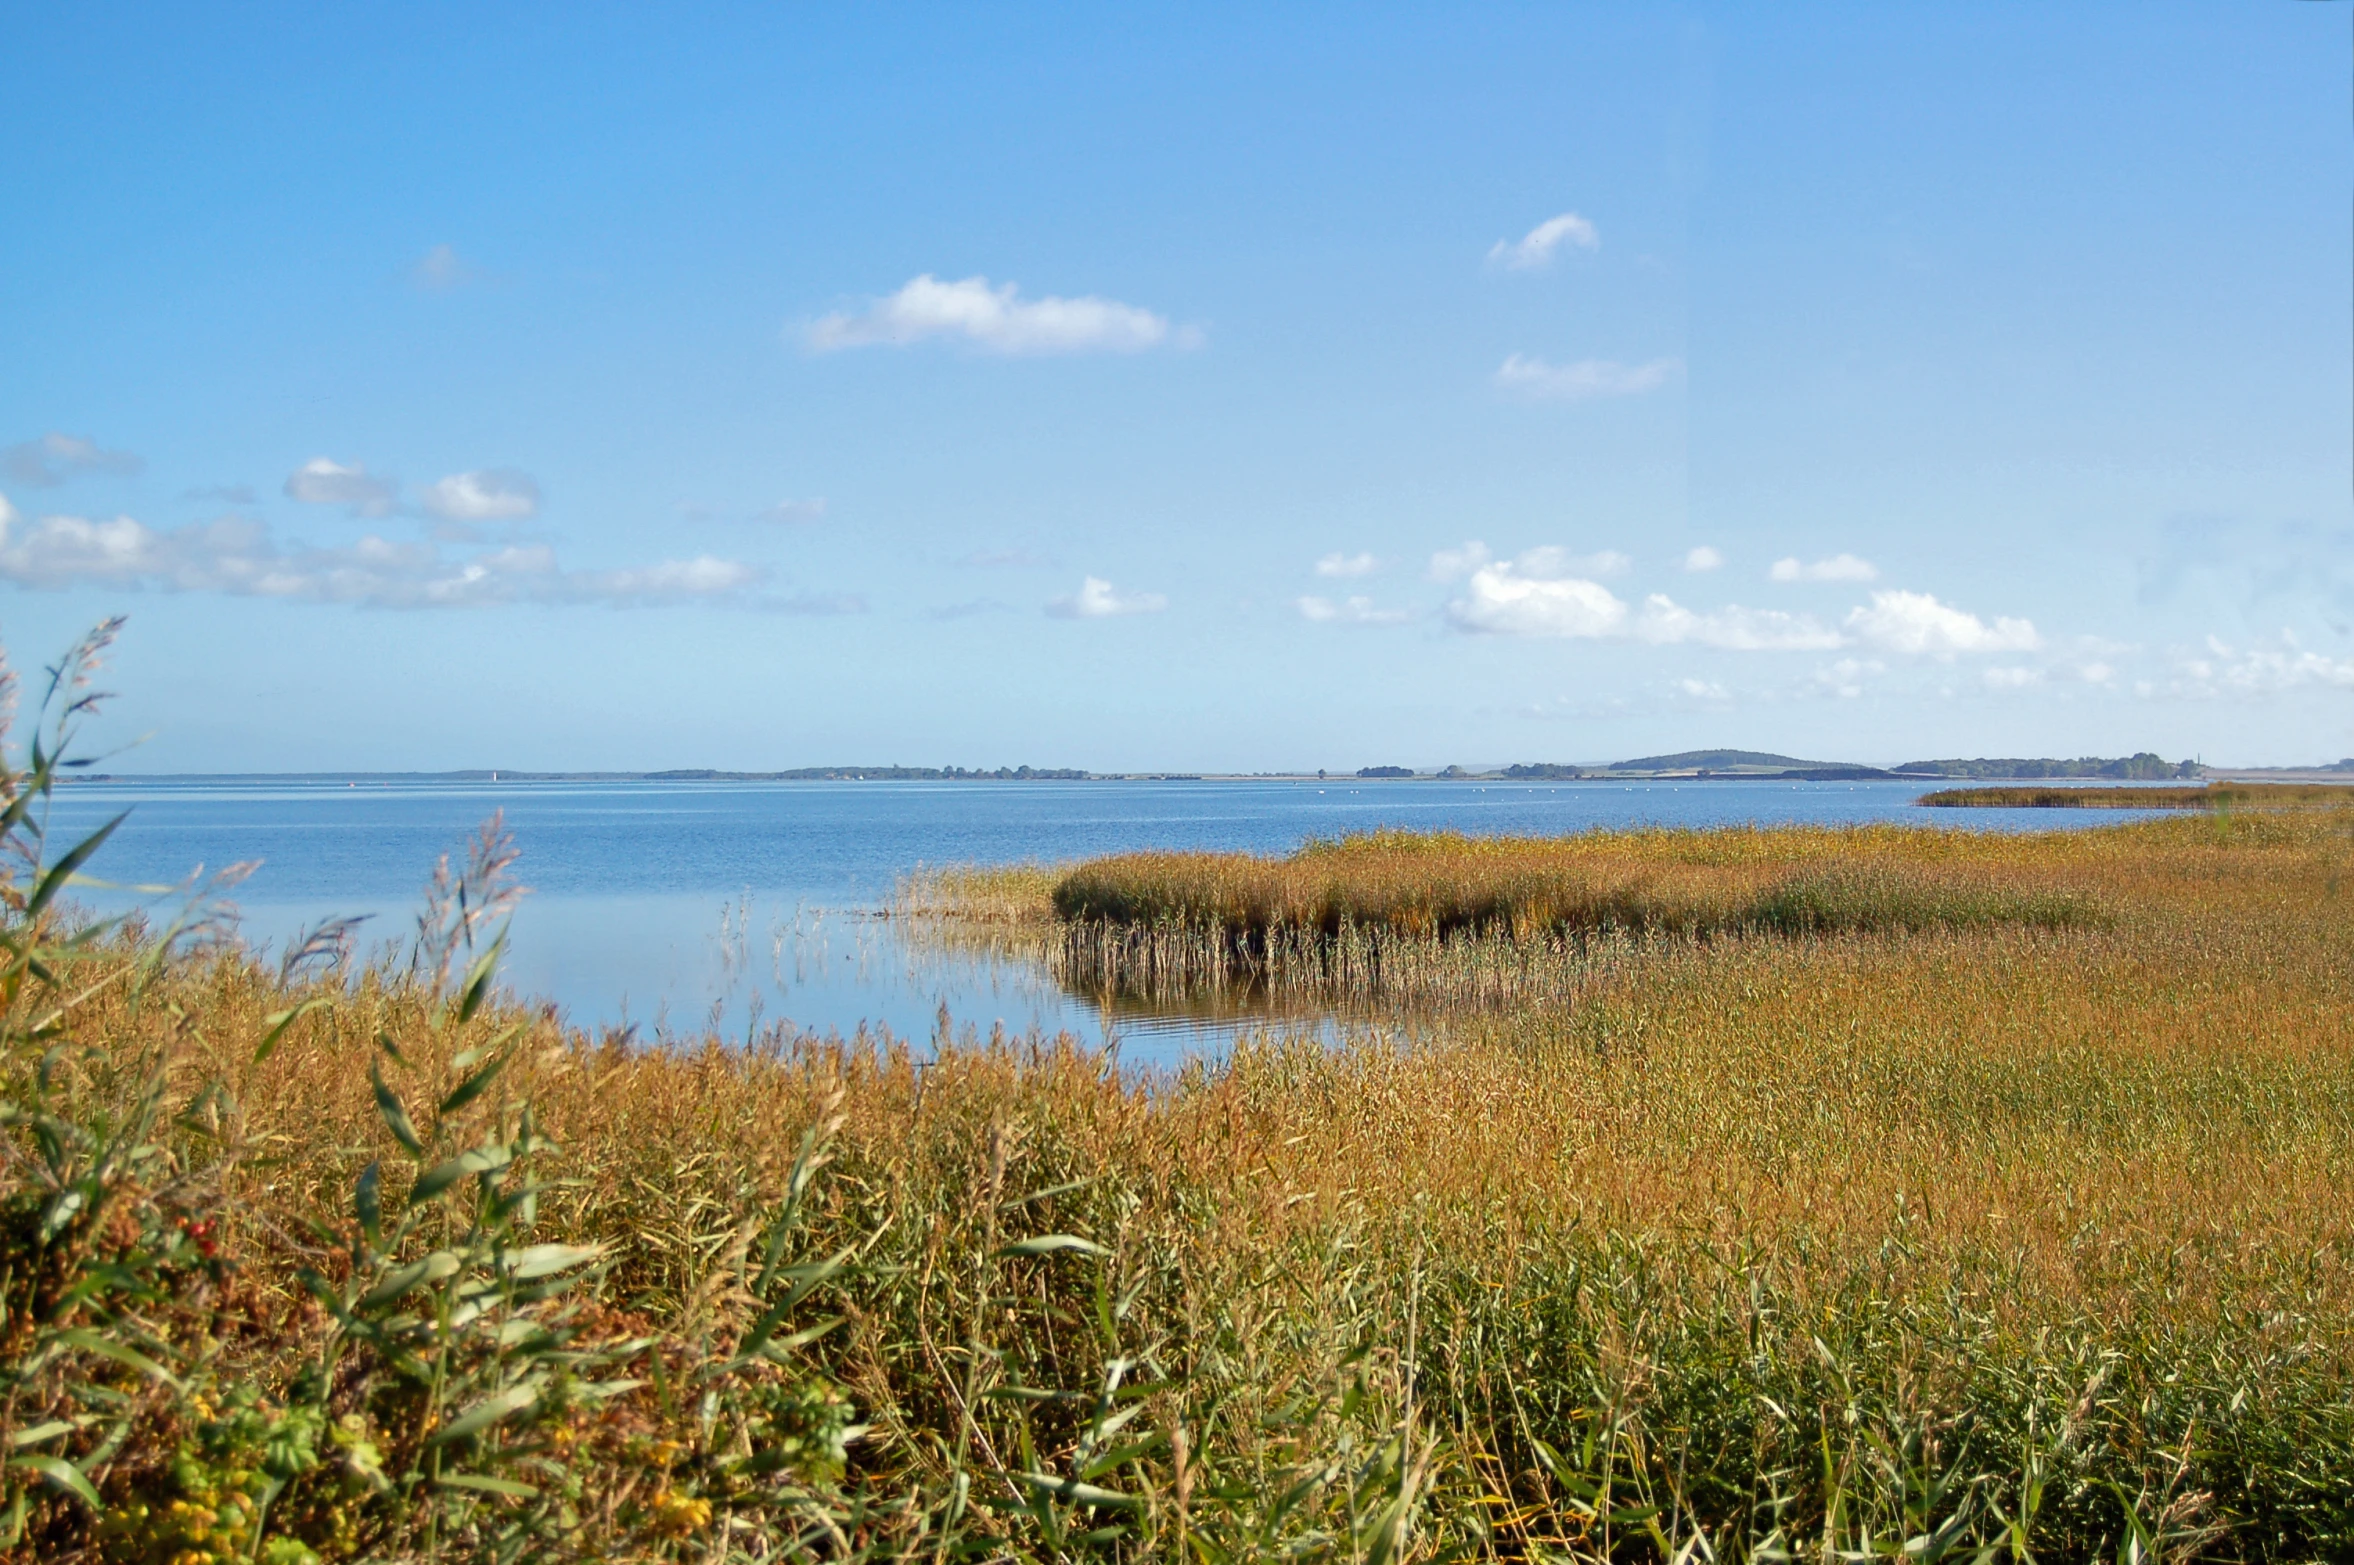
1610;750;1830;771
1899;754;2197;781
1506;753;1897;781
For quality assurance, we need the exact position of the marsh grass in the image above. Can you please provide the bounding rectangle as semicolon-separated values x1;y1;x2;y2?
902;829;2115;1019
7;626;2354;1560
1919;782;2353;809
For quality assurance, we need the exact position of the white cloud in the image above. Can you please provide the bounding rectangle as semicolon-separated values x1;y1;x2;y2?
0;507;764;609
4;432;142;488
1769;553;1878;583
1487;211;1600;270
1846;590;2039;655
759;498;828;524
1432;542;1620;586
1496;354;1680;401
1047;576;1166;618
1446;564;1628;637
2170;634;2354;698
807;274;1191;356
1297;594;1413;625
1315;550;1379;578
1675;677;1732;706
421;468;541;522
284;458;398;518
1682;546;1724;572
1983;666;2042;690
1445;546;1838;650
1633;595;1843;651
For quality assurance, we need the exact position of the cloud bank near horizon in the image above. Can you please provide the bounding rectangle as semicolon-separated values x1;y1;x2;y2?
1431;542;2038;659
0;501;769;610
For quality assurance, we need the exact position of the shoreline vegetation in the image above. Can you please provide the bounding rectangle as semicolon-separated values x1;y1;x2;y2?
10;626;2354;1561
60;752;2354;788
1921;782;2352;810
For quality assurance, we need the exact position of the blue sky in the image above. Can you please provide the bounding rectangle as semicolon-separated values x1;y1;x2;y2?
4;2;2348;771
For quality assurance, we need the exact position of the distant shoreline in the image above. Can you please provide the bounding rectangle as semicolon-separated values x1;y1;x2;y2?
55;767;2354;786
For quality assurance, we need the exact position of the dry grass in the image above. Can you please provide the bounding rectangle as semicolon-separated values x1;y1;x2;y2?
1039;824;2132;939
13;789;2354;1557
1920;782;2354;809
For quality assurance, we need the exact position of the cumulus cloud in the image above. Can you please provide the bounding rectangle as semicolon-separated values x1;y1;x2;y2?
0;507;764;610
2170;634;2354;698
4;432;142;488
1496;354;1680;401
758;498;828;524
1846;590;2038;655
1443;547;1839;650
1487;212;1600;270
1983;666;2042;690
1770;553;1878;583
1047;576;1166;618
1682;546;1724;572
1315;550;1379;578
284;458;398;517
807;274;1191;356
1297;594;1414;626
421;468;541;522
1447;565;1627;637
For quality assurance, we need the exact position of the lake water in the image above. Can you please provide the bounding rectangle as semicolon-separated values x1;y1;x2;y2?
44;777;2153;1065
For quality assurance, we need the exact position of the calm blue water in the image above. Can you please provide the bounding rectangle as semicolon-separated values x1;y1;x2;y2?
42;777;2152;1063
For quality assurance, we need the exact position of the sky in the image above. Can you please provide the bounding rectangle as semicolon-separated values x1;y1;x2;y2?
3;2;2349;772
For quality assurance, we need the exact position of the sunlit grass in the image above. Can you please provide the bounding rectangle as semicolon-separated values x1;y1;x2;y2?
1921;781;2352;808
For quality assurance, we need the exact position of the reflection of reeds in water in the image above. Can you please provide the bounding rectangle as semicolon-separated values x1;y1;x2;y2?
1048;915;1636;1022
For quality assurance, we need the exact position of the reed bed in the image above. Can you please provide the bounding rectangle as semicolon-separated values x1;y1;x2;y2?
1044;827;2115;940
10;626;2354;1560
1920;782;2352;809
904;823;2153;1017
26;805;2351;1563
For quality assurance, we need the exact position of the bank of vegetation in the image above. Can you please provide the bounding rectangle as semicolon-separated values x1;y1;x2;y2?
1901;754;2200;781
8;626;2354;1562
1920;782;2348;810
